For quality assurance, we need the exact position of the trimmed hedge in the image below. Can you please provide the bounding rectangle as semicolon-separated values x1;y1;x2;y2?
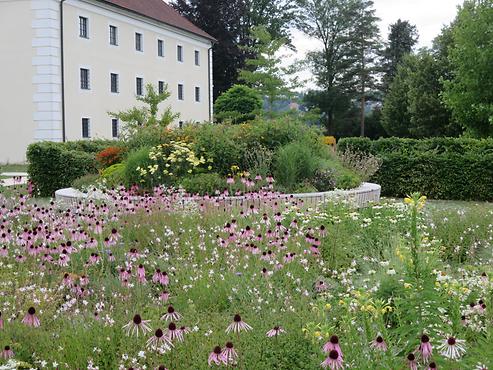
27;141;114;197
338;137;493;156
338;137;493;201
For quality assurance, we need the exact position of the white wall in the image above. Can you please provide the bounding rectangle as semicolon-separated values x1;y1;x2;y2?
63;0;212;141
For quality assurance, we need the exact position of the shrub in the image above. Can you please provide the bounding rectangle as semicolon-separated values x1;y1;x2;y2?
96;146;124;168
27;142;99;197
101;163;126;187
123;147;153;188
310;169;336;192
72;174;101;192
180;173;225;195
337;149;382;182
274;142;320;191
214;85;263;124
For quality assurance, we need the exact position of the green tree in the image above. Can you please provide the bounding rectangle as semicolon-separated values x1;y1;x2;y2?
109;84;179;137
382;51;460;138
297;0;380;134
381;19;419;92
238;26;297;113
442;0;493;137
214;84;263;124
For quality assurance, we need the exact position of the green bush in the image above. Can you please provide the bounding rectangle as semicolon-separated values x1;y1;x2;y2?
274;142;320;191
180;173;225;195
214;85;263;124
101;163;126;187
123;147;153;188
338;137;493;200
27;142;99;197
72;174;101;191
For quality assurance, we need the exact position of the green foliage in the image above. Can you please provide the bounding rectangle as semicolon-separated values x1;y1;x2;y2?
442;0;493;137
238;26;297;112
180;173;225;195
382;51;460;137
123;147;153;188
338;136;493;200
109;83;180;137
101;163;126;187
274;142;320;190
71;174;101;191
310;169;336;192
26;142;100;197
214;85;263;124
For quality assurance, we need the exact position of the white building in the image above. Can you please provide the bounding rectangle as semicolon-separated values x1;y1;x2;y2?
0;0;215;163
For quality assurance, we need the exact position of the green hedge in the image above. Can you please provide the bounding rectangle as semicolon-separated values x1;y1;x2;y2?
338;137;493;201
338;137;493;156
27;141;114;197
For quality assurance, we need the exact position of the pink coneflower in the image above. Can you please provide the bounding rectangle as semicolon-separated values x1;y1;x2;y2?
0;311;3;329
221;342;238;365
122;314;151;337
323;335;343;358
208;346;225;366
137;264;146;283
370;334;387;351
266;326;286;337
418;334;433;362
161;305;182;321
146;328;173;351
407;353;418;370
226;176;234;185
428;362;437;370
321;349;343;369
437;336;466;360
155;366;168;370
1;345;14;360
159;290;170;303
179;325;191;336
226;314;252;334
166;322;184;342
22;307;40;327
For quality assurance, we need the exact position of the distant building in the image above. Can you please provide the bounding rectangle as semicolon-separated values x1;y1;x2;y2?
0;0;214;163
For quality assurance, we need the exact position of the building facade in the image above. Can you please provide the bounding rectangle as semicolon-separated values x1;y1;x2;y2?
0;0;214;163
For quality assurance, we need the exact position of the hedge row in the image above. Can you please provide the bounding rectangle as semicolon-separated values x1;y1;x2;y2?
338;137;493;201
338;137;493;156
27;140;115;196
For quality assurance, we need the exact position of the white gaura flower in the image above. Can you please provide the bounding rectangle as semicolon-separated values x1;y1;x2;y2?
437;336;466;360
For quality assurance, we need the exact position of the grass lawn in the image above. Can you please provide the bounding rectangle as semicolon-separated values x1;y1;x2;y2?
0;189;491;369
0;163;28;174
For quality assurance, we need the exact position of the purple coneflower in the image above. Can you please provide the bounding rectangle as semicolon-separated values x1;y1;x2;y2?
208;346;224;366
428;362;437;370
1;345;14;359
137;264;146;283
146;328;173;351
122;314;151;337
22;307;40;327
323;335;343;358
418;334;433;362
0;311;3;329
266;326;286;337
154;366;168;370
407;353;418;370
221;342;238;365
161;305;182;321
166;322;184;342
226;314;252;334
370;334;387;351
321;349;343;369
437;336;466;360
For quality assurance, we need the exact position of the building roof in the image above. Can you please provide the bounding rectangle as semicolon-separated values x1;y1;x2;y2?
100;0;215;41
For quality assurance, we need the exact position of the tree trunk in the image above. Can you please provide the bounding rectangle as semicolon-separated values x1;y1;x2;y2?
360;93;366;137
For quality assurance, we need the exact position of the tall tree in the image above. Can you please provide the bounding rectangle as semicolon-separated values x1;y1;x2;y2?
442;0;493;137
381;19;419;92
352;0;381;136
297;0;380;135
238;26;297;112
172;0;298;100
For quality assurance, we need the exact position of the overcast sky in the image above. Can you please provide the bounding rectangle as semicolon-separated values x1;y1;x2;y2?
287;0;463;88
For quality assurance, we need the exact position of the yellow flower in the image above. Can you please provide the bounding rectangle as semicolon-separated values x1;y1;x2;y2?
339;300;345;306
325;303;331;310
404;283;412;289
314;331;322;338
404;197;413;205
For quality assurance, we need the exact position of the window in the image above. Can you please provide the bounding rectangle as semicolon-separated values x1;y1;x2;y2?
136;77;143;96
177;45;183;62
158;81;165;94
195;86;200;102
178;84;184;100
179;121;184;129
158;39;164;57
79;16;88;38
194;50;200;66
111;118;119;138
82;118;90;138
110;73;119;93
135;32;143;51
109;25;118;45
80;68;90;90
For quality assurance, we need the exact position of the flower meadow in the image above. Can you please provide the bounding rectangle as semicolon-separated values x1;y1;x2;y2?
0;185;492;369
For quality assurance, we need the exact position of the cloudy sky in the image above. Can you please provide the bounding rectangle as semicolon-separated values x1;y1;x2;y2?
287;0;463;87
